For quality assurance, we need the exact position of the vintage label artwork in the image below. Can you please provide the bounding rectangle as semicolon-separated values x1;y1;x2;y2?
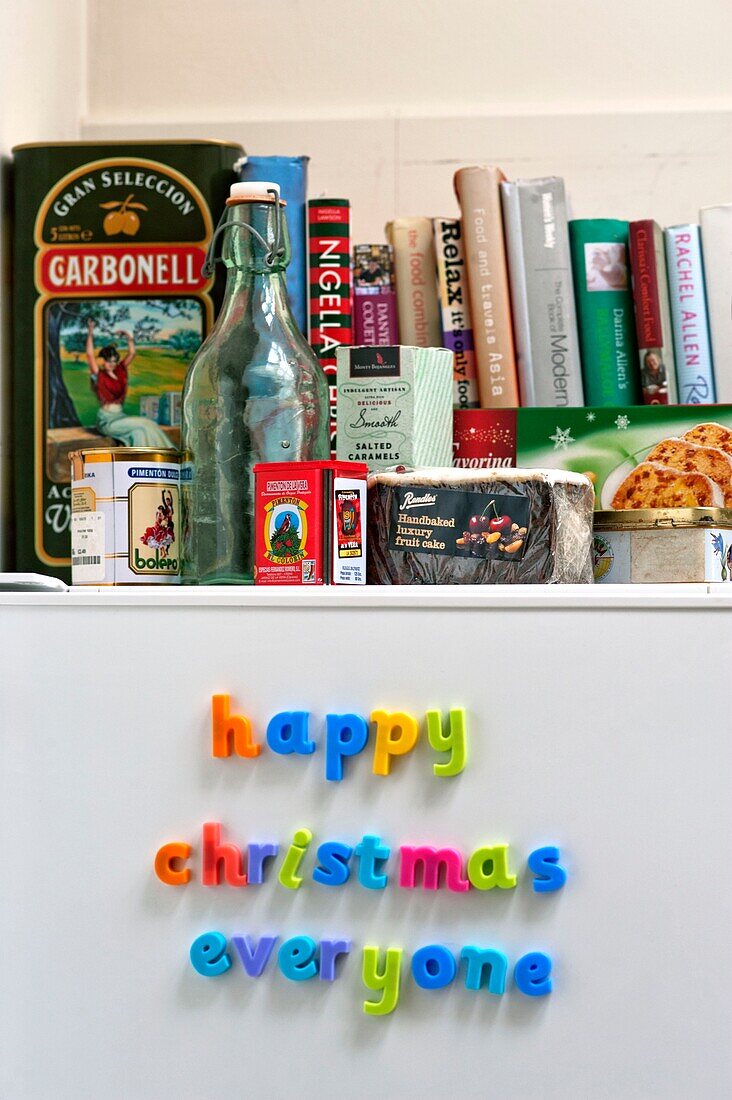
12;141;242;576
34;158;211;568
263;496;310;565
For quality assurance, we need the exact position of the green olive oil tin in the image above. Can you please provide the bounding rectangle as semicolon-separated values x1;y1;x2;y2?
12;139;244;579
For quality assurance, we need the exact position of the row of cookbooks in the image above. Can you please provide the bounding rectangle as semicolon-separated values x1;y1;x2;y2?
303;167;732;418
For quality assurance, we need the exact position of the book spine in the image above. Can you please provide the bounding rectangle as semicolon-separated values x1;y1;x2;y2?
629;220;678;405
307;199;352;447
239;155;309;335
352;245;399;346
454;165;520;408
385;218;441;348
501;177;584;407
568;219;641;406
664;224;717;404
699;205;732;402
433;218;480;409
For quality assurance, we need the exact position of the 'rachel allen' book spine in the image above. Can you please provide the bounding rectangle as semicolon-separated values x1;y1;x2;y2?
500;177;584;407
385;217;441;348
307;198;352;447
433;217;480;409
454;166;520;408
699;204;732;403
664;224;716;405
568;218;641;406
628;219;678;406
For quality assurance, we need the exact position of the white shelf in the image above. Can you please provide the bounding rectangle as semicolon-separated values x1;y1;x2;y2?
0;583;730;609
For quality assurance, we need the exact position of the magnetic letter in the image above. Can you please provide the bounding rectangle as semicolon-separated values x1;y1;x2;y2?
266;711;315;755
278;936;319;981
528;846;567;893
514;952;553;996
425;708;467;777
325;713;369;781
319;939;352;981
313;842;353;886
231;934;278;977
461;946;508;994
355;834;391;890
411;945;457;990
399;845;470;892
362;946;402;1016
190;931;231;977
154;841;191;885
211;694;260;758
278;828;312;890
371;710;419;776
246;842;279;885
202;822;247;887
467;844;517;890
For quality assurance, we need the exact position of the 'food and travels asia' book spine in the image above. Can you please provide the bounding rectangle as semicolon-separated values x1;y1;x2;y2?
500;176;584;407
307;198;352;448
352;244;399;346
433;217;480;408
628;219;678;405
568;218;641;406
454;165;520;408
385;217;441;348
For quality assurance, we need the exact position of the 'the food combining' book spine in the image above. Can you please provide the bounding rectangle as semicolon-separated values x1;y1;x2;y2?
454;165;520;408
385;217;441;348
500;177;584;407
628;220;678;405
568;218;641;406
352;244;399;346
433;217;479;409
307;198;352;446
699;204;732;402
664;224;716;405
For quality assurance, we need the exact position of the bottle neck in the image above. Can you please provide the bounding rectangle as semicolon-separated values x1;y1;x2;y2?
215;198;295;327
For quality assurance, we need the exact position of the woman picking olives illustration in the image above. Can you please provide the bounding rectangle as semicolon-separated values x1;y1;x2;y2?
85;318;171;448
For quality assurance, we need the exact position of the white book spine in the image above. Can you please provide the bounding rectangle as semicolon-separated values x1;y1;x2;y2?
700;204;732;403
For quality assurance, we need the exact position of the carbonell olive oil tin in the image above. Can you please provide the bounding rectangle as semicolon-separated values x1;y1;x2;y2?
12;139;244;580
70;448;180;584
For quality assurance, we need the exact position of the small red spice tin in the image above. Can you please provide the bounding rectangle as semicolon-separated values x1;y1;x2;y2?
253;460;368;585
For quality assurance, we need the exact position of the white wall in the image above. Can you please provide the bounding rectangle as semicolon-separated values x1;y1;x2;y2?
82;0;732;241
0;0;86;568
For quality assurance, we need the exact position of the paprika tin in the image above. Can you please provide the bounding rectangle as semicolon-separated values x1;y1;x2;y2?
70;447;181;585
12;139;243;580
253;460;368;585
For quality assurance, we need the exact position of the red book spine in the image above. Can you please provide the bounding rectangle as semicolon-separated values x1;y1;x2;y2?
629;220;667;405
307;200;352;452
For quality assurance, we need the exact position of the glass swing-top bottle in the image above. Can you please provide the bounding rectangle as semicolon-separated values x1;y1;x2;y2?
181;182;330;583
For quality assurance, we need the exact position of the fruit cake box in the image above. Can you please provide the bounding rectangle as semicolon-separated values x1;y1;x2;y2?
12;139;243;580
453;407;732;511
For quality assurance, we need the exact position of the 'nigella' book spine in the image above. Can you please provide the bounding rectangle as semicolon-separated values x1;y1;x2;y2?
500;177;584;407
433;217;479;408
352;244;399;346
629;220;678;405
308;198;352;448
664;224;716;405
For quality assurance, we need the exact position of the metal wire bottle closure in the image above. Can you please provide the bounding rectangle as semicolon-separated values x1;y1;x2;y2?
201;187;284;277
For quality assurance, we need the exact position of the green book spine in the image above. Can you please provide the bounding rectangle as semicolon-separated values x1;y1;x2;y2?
569;219;641;406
